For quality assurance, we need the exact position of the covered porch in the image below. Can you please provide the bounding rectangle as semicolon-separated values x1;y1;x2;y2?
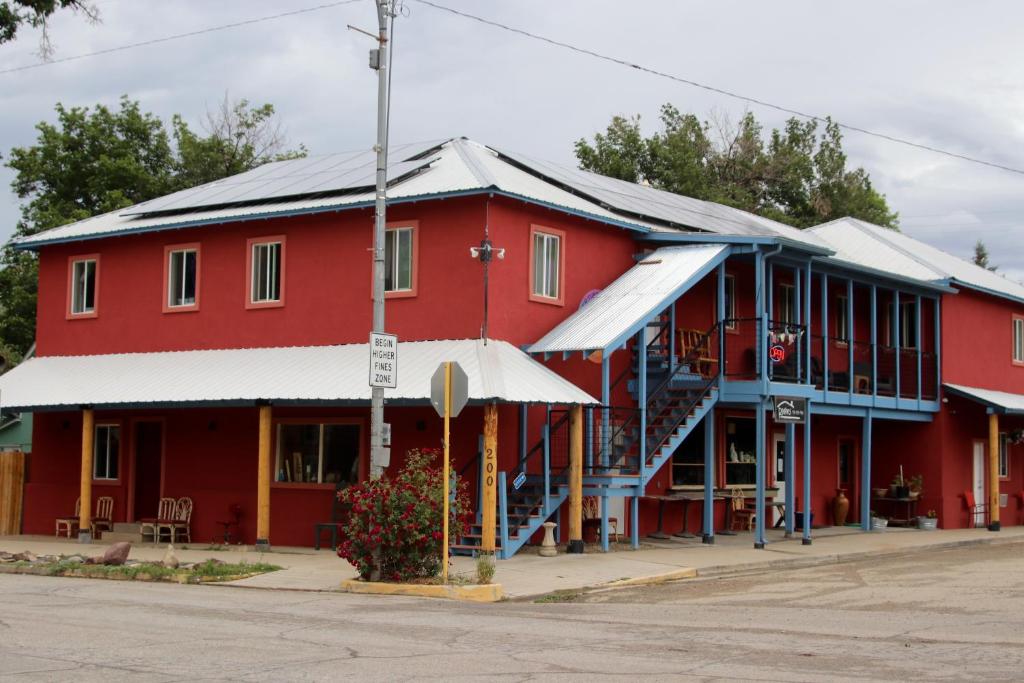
0;339;597;550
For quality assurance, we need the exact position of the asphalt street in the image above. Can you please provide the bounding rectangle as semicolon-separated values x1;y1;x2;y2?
1;542;1022;681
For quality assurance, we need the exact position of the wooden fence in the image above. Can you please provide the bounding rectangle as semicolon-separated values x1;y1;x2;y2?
0;450;25;535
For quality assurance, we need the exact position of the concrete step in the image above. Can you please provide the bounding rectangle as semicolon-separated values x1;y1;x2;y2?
100;531;142;543
112;522;141;534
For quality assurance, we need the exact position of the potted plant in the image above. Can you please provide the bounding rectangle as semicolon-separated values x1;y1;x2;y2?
908;474;923;500
891;473;909;499
871;510;889;530
917;509;938;530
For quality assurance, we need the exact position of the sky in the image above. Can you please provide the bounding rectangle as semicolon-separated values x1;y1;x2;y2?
1;0;1023;280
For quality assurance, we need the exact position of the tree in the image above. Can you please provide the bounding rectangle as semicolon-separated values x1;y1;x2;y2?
973;240;996;271
0;95;305;358
0;1;99;55
575;106;899;230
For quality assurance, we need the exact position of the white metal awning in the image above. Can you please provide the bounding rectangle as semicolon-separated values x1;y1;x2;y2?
529;244;729;355
0;339;598;412
943;383;1024;415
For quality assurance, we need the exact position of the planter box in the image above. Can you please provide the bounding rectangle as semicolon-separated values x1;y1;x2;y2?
871;517;889;530
917;516;938;530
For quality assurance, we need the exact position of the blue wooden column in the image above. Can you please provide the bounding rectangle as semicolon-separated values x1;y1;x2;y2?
894;290;901;398
637;329;647;475
600;354;611;552
519;404;528;463
847;279;854;395
585;408;593;474
802;403;813;545
795;265;803;382
630;495;639;549
784;422;795;536
871;286;878;394
934;297;942;390
822;273;829;395
703;410;716;544
755;249;766;391
861;409;873;531
804;264;813;382
916;294;923;403
754;400;767;549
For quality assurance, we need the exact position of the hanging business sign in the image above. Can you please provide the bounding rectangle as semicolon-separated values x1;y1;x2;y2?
769;344;787;364
772;396;807;424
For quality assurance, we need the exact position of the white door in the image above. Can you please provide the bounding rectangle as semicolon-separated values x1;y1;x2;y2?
972;442;986;527
773;432;787;526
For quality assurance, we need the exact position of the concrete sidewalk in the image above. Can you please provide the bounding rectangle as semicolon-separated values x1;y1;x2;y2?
3;526;1023;599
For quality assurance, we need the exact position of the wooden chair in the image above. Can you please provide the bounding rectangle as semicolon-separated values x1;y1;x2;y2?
729;488;756;531
159;497;193;544
92;496;114;534
140;497;176;543
963;491;988;528
680;328;717;377
582;495;619;542
55;498;81;538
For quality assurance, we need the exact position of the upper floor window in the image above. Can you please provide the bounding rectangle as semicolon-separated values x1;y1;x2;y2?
529;225;564;305
246;236;285;309
1013;317;1024;364
93;424;120;480
68;255;99;319
164;244;199;312
999;433;1010;479
724;275;736;330
779;284;795;324
385;223;417;296
835;295;849;342
887;300;917;349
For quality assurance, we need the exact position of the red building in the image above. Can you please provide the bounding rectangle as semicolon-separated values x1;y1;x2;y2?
2;138;1021;556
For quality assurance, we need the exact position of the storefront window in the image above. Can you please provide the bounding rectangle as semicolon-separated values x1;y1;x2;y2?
724;416;756;486
276;423;361;484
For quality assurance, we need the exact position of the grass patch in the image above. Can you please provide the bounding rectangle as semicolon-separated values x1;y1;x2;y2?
0;559;281;584
533;589;582;604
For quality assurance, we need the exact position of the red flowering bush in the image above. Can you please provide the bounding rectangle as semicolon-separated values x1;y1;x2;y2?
336;448;470;582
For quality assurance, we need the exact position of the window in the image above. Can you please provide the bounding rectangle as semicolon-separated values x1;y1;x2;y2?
999;434;1010;479
529;226;563;304
724;275;736;330
887;300;917;348
246;236;285;308
275;422;361;485
385;225;415;295
164;244;199;312
780;285;795;324
724;416;756;486
1014;317;1024;364
836;295;849;342
93;424;120;480
68;256;99;318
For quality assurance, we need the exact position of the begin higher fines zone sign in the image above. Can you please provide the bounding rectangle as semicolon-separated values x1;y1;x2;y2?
369;332;398;388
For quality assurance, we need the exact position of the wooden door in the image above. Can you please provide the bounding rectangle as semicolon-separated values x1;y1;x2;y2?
0;450;25;535
838;438;858;523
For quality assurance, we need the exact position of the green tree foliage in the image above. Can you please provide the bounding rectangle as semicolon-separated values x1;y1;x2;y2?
575;106;899;230
973;239;996;271
0;1;98;53
0;95;305;358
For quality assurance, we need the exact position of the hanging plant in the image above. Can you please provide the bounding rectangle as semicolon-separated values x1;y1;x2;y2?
1010;429;1024;446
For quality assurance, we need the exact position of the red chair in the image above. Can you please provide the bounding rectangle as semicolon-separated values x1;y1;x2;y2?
963;491;989;528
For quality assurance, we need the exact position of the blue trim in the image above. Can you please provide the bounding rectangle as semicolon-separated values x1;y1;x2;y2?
871;285;878;395
916;294;923;403
703;408;716;541
861;409;873;532
755;248;766;393
643;231;832;256
938;278;1024;307
784;422;795;535
795;264;802;382
802;403;813;543
755;399;766;548
894;290;901;398
805;263;813;383
601;355;610;469
631;494;640;549
847;279;854;398
822;272;829;398
638;329;647;483
935;298;942;392
600;246;731;355
519;404;527;464
498;472;510;555
600;494;610;552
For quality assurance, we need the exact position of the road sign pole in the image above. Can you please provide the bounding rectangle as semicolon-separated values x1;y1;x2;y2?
442;361;452;583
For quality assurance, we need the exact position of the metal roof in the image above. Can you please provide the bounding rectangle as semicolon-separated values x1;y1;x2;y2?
16;138;825;250
529;245;729;355
0;339;598;412
944;383;1024;415
811;218;1024;304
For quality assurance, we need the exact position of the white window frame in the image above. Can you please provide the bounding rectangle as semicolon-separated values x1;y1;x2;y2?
836;295;849;343
71;258;97;315
251;241;282;304
999;433;1010;479
93;424;120;481
1013;317;1024;364
275;422;361;485
531;230;561;301
167;247;198;308
384;226;414;293
724;275;736;330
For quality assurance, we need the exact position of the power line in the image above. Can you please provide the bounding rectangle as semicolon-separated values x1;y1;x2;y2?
411;0;1024;178
0;0;363;76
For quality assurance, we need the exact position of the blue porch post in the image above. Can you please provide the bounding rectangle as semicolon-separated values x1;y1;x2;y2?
784;422;795;536
916;294;923;403
934;297;942;390
638;329;647;474
805;264;813;382
894;290;901;398
861;408;873;531
767;261;774;382
601;354;610;469
822;273;829;396
600;495;610;552
847;279;854;396
703;410;716;543
585;408;593;474
669;304;677;373
802;403;813;545
631;494;639;549
871;285;878;394
756;249;766;391
718;261;727;376
542;420;551;517
795;266;803;382
754;400;767;549
519;404;527;463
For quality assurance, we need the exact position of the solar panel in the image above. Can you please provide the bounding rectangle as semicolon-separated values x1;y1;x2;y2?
122;140;446;216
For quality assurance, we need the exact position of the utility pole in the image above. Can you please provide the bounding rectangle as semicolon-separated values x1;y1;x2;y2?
369;0;392;479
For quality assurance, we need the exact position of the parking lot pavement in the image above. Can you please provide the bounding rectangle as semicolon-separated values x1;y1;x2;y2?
2;541;1023;680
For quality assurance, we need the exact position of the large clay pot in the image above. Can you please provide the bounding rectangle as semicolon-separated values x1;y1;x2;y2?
833;488;850;526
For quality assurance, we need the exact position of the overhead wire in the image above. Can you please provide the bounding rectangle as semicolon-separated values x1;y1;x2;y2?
410;0;1024;179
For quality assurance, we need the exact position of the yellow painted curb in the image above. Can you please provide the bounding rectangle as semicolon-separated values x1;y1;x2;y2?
340;579;504;603
600;567;697;589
